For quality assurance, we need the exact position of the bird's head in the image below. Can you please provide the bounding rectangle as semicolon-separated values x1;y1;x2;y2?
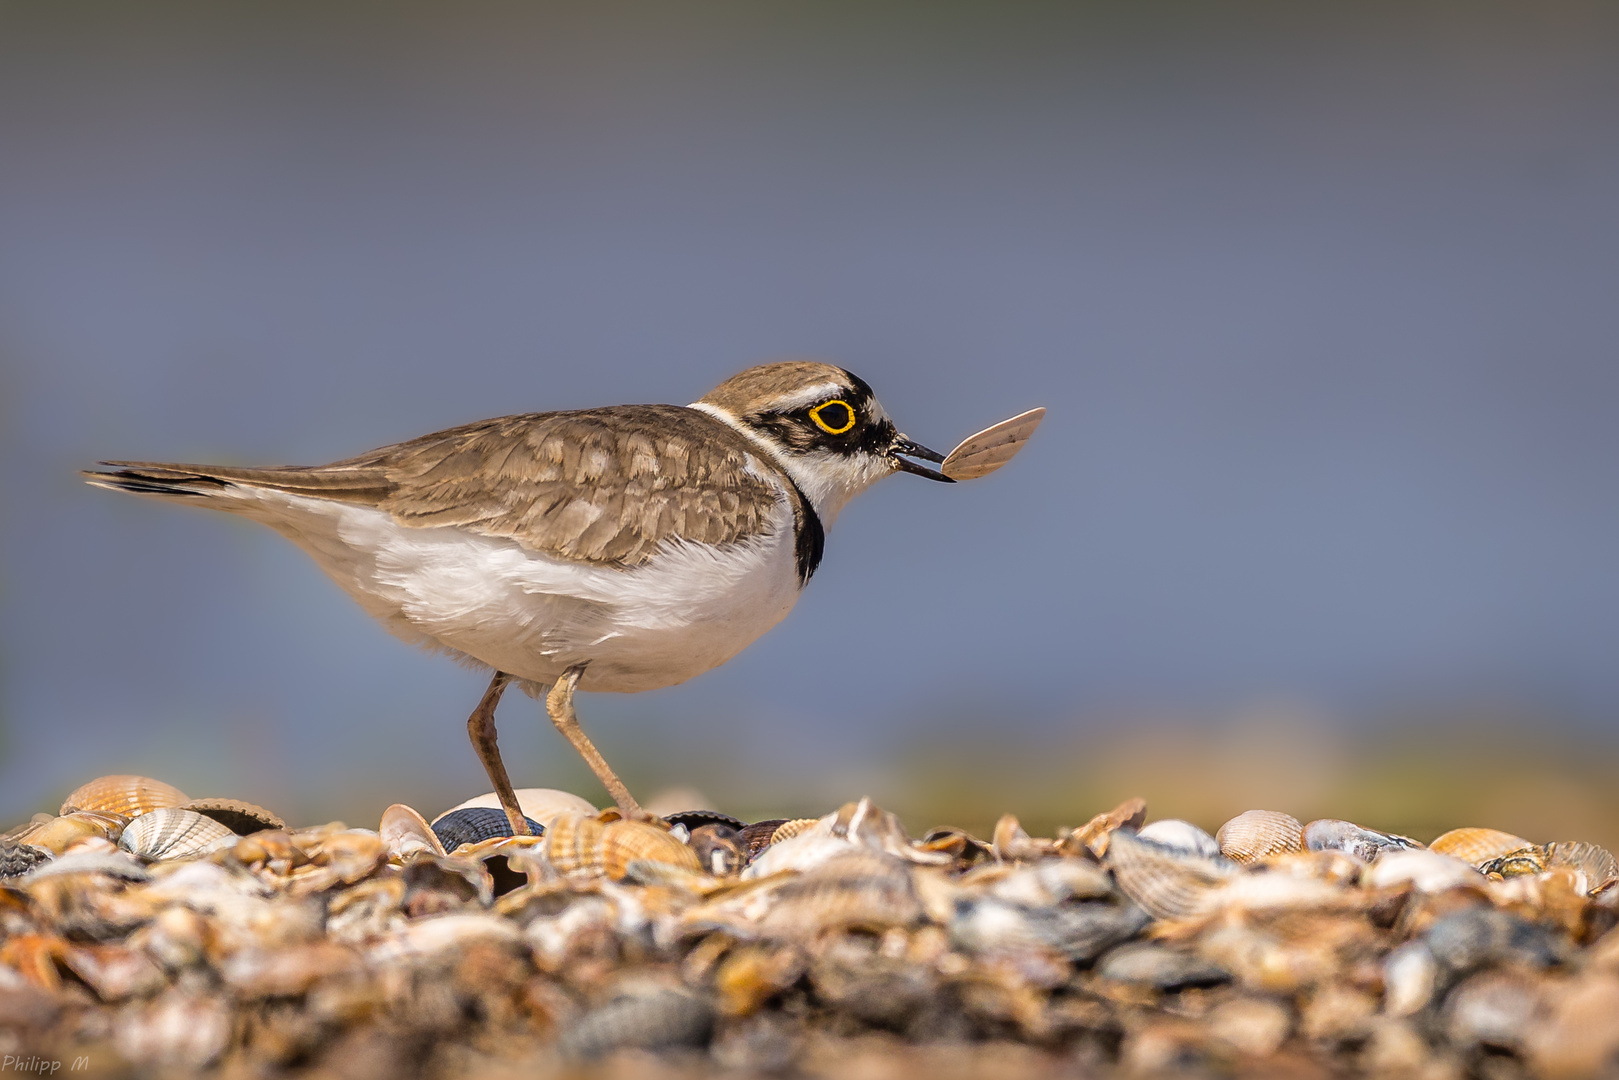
692;360;951;526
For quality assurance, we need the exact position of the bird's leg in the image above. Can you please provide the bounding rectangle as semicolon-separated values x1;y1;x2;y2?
546;664;642;815
465;670;531;836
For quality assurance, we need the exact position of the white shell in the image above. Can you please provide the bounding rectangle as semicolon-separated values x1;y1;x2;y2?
1137;819;1222;859
379;804;445;859
118;807;237;861
433;788;596;825
1363;849;1482;893
940;408;1046;481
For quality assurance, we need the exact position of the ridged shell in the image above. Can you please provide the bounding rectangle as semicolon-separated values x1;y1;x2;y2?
542;813;701;880
61;775;188;819
544;812;607;874
183;798;285;835
1545;841;1618;888
379;803;445;859
1216;810;1303;864
769;818;819;845
739;819;788;860
601;820;702;881
1136;819;1221;859
432;807;544;852
1429;827;1534;867
117;807;236;861
432;788;596;825
940;408;1046;481
1104;828;1237;920
19;812;127;856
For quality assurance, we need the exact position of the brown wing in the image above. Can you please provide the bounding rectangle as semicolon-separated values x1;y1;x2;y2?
89;405;792;569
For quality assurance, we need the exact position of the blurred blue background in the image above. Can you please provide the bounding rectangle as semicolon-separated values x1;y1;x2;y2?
2;4;1616;841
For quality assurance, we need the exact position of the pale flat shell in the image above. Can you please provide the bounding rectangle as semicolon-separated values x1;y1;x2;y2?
940;407;1045;481
433;788;596;825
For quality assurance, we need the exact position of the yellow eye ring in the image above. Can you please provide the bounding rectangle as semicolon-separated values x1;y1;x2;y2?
809;399;857;435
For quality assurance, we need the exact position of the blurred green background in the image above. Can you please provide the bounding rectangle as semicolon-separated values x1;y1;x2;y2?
2;3;1617;850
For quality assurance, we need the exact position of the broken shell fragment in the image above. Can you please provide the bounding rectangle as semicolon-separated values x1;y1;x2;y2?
379;804;445;860
1303;819;1421;863
431;807;545;852
61;775;188;819
1216;810;1303;864
16;812;127;856
117;807;236;861
940;407;1046;481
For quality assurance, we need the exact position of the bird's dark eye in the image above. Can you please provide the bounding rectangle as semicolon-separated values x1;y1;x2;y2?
809;399;857;435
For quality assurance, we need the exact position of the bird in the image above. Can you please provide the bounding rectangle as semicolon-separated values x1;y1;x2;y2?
84;361;957;834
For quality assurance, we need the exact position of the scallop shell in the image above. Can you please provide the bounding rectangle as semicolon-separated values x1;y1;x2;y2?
1136;819;1221;859
1429;827;1534;867
1216;810;1303;864
379;804;446;860
432;807;544;852
543;812;607;874
940;407;1046;481
61;775;188;819
117;807;237;861
432;788;596;825
1104;828;1237;920
183;798;285;835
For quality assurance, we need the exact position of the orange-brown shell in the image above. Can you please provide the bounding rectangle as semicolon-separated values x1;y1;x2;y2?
61;775;188;819
769;818;819;845
601;820;702;881
543;812;607;874
1216;810;1303;865
1428;827;1534;867
19;811;128;855
183;798;286;835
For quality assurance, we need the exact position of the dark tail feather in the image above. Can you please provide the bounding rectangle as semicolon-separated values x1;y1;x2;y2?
82;464;232;499
83;460;394;503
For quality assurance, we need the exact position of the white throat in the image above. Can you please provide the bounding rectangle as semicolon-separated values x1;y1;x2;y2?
687;402;894;527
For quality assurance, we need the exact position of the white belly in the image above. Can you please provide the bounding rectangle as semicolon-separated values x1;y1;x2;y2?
228;490;804;693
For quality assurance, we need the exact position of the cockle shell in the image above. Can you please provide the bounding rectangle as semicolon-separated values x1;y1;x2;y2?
543;813;701;881
61;775;188;819
1545;842;1618;889
940;408;1046;481
182;799;285;835
1136;819;1221;859
1429;828;1534;867
432;788;596;825
118;807;236;861
769;818;819;845
432;807;544;853
1303;819;1421;864
1104;827;1238;920
1217;810;1303;864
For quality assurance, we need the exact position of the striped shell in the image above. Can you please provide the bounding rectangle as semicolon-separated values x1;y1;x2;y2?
432;807;544;852
1546;841;1618;888
1104;828;1237;920
1480;846;1548;878
544;813;701;880
380;803;445;859
1303;819;1421;863
1216;810;1303;864
1429;828;1534;867
61;775;188;819
183;798;285;835
1136;819;1221;859
769;818;819;845
117;807;236;861
432;788;596;825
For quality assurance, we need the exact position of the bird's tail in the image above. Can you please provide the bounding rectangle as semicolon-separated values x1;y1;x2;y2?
83;461;392;504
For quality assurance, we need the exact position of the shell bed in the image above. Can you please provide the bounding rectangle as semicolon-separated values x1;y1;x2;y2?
1;775;1616;1079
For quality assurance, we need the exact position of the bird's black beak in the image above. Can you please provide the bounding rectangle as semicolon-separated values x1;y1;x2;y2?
890;436;955;482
